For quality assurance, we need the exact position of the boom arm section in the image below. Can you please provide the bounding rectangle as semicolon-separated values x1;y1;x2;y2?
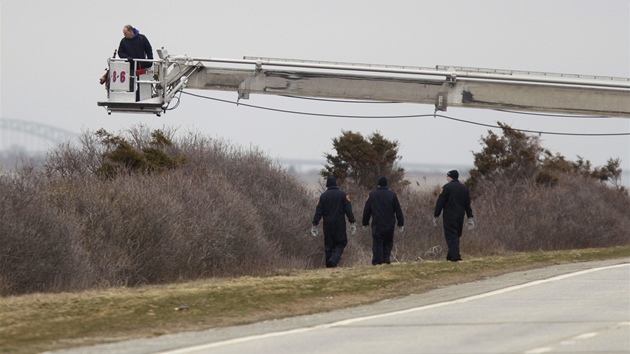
97;49;630;117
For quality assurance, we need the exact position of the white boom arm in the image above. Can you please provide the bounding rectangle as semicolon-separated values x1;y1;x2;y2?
97;48;630;117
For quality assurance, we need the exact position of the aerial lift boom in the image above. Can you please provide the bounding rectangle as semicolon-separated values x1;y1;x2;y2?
97;48;630;117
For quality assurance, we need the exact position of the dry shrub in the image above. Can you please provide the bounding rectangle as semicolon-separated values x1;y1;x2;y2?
175;132;320;269
469;175;630;253
0;169;93;294
0;127;319;295
395;186;448;261
1;125;628;296
54;172;275;286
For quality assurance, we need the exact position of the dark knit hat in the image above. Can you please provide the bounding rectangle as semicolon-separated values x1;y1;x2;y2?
326;177;337;187
447;170;459;180
378;176;388;187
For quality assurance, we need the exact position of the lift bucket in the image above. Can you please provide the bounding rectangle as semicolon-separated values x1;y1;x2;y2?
97;58;164;115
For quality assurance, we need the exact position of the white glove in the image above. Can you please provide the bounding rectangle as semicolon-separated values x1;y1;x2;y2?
467;218;475;230
350;223;357;235
398;226;404;233
311;225;318;237
433;216;438;227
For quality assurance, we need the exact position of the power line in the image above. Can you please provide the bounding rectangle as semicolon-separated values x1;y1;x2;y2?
182;92;419;118
280;97;630;120
181;91;630;137
279;95;399;104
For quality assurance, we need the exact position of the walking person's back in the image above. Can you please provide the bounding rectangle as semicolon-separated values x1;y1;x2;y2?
311;177;356;267
434;170;473;262
362;177;404;265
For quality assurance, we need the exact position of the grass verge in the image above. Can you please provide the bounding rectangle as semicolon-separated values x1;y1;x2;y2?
2;246;629;354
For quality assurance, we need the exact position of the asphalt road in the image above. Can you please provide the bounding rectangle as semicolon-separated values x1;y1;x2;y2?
50;258;630;354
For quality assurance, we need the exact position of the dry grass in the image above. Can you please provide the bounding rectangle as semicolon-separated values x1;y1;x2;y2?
2;246;628;354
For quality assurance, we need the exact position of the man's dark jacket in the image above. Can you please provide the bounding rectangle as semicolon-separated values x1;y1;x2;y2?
434;180;473;221
118;28;153;61
362;186;404;234
312;186;355;226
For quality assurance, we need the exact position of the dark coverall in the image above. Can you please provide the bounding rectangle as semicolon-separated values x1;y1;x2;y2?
434;180;473;261
362;186;404;265
312;186;356;268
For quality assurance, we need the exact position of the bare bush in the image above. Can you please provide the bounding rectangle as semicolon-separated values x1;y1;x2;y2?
1;125;628;296
394;186;449;261
174;132;320;269
0;168;94;294
1;127;320;295
469;175;630;253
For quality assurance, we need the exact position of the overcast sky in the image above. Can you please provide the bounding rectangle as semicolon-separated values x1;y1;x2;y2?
1;0;629;183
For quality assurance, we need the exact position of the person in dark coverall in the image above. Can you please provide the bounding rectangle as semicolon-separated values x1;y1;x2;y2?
311;177;357;268
433;170;474;262
362;176;404;265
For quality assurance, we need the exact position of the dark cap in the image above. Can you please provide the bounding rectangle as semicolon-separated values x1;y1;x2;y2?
326;177;337;187
378;176;388;187
447;170;459;180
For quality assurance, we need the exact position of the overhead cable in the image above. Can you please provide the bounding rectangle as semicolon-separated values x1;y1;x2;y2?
181;91;630;137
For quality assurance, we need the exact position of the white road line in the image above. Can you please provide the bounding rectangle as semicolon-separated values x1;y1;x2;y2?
529;328;601;352
157;263;629;354
573;332;598;340
524;347;553;354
